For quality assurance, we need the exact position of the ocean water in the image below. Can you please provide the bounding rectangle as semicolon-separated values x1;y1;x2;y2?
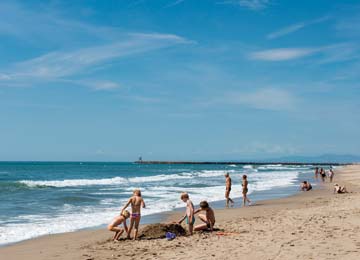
0;162;314;246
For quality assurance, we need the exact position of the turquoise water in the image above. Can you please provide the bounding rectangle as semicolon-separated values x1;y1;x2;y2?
0;162;313;245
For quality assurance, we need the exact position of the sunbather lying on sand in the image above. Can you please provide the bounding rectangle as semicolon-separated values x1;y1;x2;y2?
333;184;348;194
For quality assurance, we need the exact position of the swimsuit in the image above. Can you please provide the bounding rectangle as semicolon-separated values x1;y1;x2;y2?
131;213;141;219
185;215;195;225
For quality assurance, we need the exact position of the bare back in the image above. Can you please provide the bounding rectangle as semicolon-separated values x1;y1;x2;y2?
206;207;216;225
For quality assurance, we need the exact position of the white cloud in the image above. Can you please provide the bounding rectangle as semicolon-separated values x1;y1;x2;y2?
220;88;297;110
267;16;331;40
220;0;270;10
1;33;190;88
249;48;317;61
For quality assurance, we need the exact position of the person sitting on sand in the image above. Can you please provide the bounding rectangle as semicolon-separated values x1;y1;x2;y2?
121;189;146;240
194;201;215;232
300;181;312;191
242;175;252;206
333;184;348;194
224;173;234;207
178;192;195;235
107;210;130;241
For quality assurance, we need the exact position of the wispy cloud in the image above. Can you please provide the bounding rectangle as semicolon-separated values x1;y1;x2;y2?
0;1;193;90
267;16;331;40
165;0;186;8
249;48;317;61
214;88;297;111
219;0;270;11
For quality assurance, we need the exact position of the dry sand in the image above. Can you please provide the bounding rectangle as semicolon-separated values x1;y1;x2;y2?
1;165;360;260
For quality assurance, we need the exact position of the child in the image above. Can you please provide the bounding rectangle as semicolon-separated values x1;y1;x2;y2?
178;192;195;235
194;201;215;231
107;210;130;241
121;189;146;240
300;181;312;191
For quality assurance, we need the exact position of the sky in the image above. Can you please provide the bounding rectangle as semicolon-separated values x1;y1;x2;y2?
0;0;359;161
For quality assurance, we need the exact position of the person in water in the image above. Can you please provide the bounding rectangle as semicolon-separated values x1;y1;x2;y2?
194;201;216;232
178;192;195;235
225;173;234;207
300;181;312;191
314;167;319;181
107;210;130;241
320;168;326;182
242;175;252;206
121;189;146;240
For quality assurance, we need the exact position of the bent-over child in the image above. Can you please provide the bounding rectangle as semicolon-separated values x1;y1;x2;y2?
107;210;130;241
178;192;195;235
194;201;215;232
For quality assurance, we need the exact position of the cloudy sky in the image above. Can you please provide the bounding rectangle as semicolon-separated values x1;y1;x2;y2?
0;0;359;161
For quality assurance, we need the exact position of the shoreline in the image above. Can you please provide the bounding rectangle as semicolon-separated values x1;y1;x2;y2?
1;165;359;259
0;167;310;247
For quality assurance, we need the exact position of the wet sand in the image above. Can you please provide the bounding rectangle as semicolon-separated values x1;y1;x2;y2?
1;165;359;260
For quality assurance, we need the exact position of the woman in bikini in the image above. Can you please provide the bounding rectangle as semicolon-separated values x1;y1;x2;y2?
242;175;252;206
121;189;146;240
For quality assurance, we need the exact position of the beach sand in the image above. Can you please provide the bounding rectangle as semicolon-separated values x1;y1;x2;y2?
1;165;360;260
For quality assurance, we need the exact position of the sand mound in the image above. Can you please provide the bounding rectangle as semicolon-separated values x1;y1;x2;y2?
138;223;186;240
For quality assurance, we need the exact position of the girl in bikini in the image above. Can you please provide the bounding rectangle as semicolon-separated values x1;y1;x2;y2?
121;189;146;240
107;210;130;241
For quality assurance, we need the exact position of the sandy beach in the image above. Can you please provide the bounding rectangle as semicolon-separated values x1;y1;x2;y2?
1;165;359;260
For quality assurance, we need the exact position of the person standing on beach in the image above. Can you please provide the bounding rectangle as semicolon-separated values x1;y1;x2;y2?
314;167;319;181
329;168;335;183
178;192;195;235
121;189;146;240
242;175;252;206
320;168;326;182
224;173;234;207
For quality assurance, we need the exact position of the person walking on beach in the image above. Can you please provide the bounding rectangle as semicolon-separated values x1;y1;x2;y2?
328;168;335;183
224;173;234;207
320;168;326;182
178;192;195;235
242;175;252;206
314;167;319;181
121;189;146;240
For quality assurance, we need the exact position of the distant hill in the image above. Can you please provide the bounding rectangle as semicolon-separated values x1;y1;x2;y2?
265;154;360;164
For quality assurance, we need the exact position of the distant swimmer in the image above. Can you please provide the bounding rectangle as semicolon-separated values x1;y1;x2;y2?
300;181;312;191
224;173;234;207
242;175;252;206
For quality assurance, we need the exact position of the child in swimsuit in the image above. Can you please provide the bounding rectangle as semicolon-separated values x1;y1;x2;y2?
121;189;146;240
107;210;130;241
178;192;195;235
194;201;215;232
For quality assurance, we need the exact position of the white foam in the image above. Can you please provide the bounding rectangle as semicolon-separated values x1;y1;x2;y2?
19;177;127;187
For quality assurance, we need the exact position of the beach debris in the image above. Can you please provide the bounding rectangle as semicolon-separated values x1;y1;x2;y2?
138;223;186;240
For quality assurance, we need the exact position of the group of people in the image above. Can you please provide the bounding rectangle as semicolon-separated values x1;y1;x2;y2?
108;172;253;241
225;173;252;207
301;167;348;194
314;167;335;182
107;189;216;241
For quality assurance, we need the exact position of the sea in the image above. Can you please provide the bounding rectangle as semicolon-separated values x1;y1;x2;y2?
0;162;317;246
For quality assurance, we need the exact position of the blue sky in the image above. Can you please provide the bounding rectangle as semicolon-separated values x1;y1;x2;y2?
0;0;359;161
